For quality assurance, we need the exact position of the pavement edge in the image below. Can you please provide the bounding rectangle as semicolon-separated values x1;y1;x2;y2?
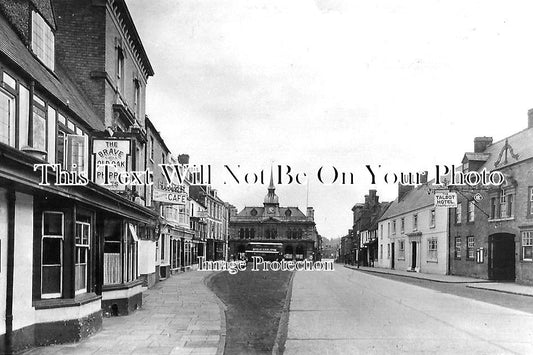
203;271;228;355
272;271;296;355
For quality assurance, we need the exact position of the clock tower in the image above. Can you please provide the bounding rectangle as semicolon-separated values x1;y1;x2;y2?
263;167;279;216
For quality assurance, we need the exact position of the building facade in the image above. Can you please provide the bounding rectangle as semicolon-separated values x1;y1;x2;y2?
228;175;318;261
378;180;449;274
449;114;533;285
0;0;158;351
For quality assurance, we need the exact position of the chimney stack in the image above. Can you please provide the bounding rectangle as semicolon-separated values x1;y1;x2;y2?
420;171;428;184
474;137;493;153
178;154;190;164
398;183;414;202
528;109;533;129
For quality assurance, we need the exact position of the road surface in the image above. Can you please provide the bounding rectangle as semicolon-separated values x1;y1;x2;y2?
284;266;533;354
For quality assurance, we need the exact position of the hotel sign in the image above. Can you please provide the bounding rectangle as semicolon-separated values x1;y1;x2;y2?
92;139;131;191
434;191;457;208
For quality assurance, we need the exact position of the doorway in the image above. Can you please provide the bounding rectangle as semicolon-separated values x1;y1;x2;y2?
411;242;417;270
391;242;395;269
489;233;515;281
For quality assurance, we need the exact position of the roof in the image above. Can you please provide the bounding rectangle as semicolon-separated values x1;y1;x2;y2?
112;0;154;77
232;206;310;222
477;127;533;169
462;152;490;162
0;14;104;131
379;183;434;221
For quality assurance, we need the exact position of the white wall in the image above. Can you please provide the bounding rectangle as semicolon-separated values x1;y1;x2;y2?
13;192;35;331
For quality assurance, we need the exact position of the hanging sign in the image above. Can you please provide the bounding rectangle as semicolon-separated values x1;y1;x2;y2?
434;191;457;208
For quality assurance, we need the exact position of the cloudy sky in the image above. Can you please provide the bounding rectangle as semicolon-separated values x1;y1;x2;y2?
126;0;533;239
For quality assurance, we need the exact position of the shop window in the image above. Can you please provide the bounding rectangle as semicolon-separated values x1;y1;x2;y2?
0;88;15;146
32;11;55;70
75;220;90;294
104;220;122;285
467;236;475;260
42;212;63;298
522;231;533;261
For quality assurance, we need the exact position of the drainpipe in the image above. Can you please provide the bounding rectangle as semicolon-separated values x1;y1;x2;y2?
5;190;16;354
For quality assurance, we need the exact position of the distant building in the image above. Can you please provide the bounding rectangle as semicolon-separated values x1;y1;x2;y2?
351;190;390;267
229;172;318;261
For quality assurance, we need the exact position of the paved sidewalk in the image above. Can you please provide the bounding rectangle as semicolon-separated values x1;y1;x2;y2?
26;271;226;355
467;282;533;297
344;264;489;283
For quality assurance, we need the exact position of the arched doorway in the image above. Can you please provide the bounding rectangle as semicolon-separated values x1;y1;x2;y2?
295;245;305;260
489;233;515;281
284;245;294;260
237;244;246;261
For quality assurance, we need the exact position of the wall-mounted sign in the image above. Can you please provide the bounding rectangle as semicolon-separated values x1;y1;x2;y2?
434;191;457;208
153;188;187;204
92;139;131;190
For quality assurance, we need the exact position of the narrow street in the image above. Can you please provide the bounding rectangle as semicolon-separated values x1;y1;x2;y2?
284;266;533;354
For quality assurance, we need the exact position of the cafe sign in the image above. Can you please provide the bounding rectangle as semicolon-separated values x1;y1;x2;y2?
153;188;188;204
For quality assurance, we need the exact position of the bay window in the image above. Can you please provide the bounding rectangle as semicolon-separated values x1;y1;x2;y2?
75;220;90;294
32;95;47;152
0;88;15;146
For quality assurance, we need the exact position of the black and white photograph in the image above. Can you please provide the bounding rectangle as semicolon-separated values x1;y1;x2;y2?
1;0;533;354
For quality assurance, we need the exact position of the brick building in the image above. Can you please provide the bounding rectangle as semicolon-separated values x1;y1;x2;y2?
449;113;533;284
0;0;158;351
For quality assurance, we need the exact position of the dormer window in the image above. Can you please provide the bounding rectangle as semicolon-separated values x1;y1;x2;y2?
31;11;55;70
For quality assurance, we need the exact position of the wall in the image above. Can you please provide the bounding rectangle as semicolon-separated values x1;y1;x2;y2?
12;192;34;331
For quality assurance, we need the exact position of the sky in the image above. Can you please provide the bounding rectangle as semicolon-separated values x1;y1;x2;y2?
126;0;533;239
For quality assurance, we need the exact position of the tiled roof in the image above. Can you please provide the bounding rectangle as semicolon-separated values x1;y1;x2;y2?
379;183;433;221
462;152;490;162
0;14;104;131
478;127;533;169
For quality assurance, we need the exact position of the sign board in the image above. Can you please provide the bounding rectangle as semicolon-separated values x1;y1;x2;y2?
153;188;187;204
92;139;131;190
434;191;457;208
